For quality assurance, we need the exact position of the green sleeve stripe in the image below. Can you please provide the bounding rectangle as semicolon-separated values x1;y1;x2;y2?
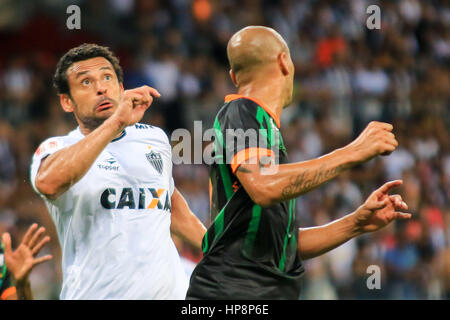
203;205;227;254
264;114;274;148
202;231;209;253
213;117;224;159
256;107;274;148
243;204;262;255
256;107;266;129
218;164;233;200
278;198;295;272
213;207;225;244
213;117;233;200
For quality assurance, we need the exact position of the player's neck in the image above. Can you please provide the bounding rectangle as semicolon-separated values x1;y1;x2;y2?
77;121;124;139
237;81;284;125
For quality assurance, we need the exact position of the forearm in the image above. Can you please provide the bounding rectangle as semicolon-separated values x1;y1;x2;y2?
15;278;33;300
238;146;358;206
276;147;356;201
297;212;361;260
36;117;124;199
170;189;207;249
171;214;206;250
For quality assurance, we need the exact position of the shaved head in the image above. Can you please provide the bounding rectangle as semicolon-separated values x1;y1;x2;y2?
227;26;289;76
226;26;295;108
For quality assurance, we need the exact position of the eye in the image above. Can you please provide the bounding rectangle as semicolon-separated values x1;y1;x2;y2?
105;74;112;81
82;78;90;85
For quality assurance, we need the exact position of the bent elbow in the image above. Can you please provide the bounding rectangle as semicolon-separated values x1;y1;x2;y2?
35;176;59;200
247;186;277;208
253;197;274;208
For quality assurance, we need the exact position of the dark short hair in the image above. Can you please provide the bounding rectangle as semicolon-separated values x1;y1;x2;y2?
53;43;123;95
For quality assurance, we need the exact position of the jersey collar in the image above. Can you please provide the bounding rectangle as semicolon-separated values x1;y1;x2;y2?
111;130;127;142
224;94;281;128
74;127;126;142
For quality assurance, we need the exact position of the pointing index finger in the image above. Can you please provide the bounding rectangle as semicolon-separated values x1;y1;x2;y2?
376;180;403;197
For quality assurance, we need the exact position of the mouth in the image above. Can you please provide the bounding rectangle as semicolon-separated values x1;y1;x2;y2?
96;100;114;112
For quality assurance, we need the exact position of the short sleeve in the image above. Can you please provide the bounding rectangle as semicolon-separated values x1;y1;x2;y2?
218;101;274;173
30;137;66;195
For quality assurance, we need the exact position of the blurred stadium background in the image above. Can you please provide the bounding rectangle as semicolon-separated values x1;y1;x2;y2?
0;0;448;299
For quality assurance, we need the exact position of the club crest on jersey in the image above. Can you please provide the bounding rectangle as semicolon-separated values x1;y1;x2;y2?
146;151;163;174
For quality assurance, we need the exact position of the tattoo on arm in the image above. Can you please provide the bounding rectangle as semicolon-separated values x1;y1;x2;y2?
281;164;344;198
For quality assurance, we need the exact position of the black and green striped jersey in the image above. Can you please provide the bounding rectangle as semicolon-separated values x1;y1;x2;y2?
187;94;304;300
0;241;15;300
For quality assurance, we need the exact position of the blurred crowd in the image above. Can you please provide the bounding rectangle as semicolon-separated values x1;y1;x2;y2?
0;0;448;299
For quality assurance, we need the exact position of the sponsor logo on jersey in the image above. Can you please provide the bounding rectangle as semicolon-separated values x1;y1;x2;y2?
105;157;116;165
135;124;153;129
97;157;119;171
100;187;171;211
35;140;58;156
146;150;163;174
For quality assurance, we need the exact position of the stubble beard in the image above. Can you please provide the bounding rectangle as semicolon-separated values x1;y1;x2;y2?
72;99;116;133
78;114;108;132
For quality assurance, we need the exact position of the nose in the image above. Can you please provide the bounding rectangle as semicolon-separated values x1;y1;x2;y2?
96;81;107;95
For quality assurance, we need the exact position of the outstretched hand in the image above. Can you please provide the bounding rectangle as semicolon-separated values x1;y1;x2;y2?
353;180;412;233
2;224;53;284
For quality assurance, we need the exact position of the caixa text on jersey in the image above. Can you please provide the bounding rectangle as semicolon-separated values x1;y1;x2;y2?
100;187;171;211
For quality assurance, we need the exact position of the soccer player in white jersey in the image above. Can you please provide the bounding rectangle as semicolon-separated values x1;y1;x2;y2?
30;44;206;300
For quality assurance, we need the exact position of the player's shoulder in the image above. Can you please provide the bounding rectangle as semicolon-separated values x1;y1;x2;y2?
224;95;260;112
219;95;259;120
34;129;81;158
216;96;260;128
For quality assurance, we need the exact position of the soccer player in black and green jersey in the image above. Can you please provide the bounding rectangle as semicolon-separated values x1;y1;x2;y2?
186;26;412;299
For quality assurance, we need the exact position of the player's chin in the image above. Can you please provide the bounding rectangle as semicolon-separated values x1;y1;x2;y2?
95;107;115;118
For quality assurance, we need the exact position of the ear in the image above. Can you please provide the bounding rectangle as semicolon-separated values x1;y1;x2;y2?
278;52;290;76
120;82;124;92
60;94;74;113
229;69;238;88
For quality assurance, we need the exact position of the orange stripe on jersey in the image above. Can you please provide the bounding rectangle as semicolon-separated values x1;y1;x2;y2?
231;148;274;174
1;286;16;300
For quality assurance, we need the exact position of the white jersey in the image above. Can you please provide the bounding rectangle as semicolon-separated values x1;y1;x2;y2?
30;124;188;300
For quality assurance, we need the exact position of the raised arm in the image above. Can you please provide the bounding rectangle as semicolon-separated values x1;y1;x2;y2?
236;121;398;206
170;188;207;250
297;180;411;260
35;86;159;200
